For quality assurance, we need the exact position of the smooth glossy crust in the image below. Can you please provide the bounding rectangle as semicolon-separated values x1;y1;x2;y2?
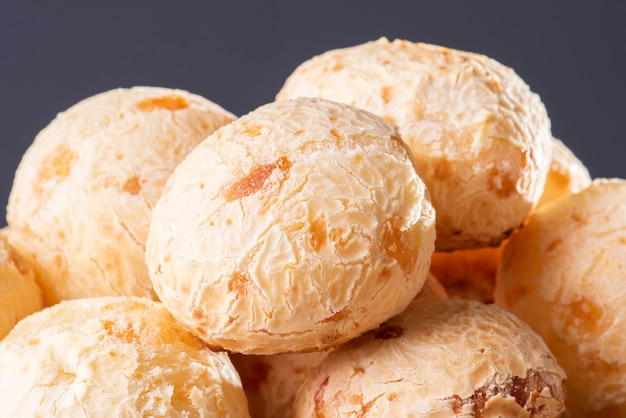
146;97;436;354
0;296;250;418
6;86;235;305
277;37;553;251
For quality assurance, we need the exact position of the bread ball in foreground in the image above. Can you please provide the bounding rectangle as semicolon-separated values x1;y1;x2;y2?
230;271;447;418
291;298;566;417
6;86;235;305
430;137;591;303
495;178;626;416
146;97;436;354
0;296;250;418
277;37;553;251
0;228;43;340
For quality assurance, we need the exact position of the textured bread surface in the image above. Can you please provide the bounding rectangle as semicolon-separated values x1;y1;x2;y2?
0;228;43;339
292;298;566;417
495;178;626;416
277;37;553;251
0;296;250;418
146;97;436;354
7;86;235;305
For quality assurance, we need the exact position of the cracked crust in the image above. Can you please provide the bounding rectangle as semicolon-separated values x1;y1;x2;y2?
0;296;250;418
146;97;436;354
6;86;235;305
277;37;553;251
292;299;566;417
0;228;43;340
495;178;626;416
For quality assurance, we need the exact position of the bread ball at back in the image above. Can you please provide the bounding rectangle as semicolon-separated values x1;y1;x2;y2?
277;37;553;251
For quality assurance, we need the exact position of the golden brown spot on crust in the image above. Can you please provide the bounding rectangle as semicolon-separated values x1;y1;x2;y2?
373;323;404;340
314;376;330;418
192;308;204;320
54;254;64;269
331;62;343;71
224;156;292;202
434;159;454;181
353;366;365;375
122;175;142;195
382;217;415;274
381;86;393;104
487;168;517;198
243;124;263;137
382;115;396;125
28;338;40;346
293;129;305;136
619;237;626;245
225;218;233;226
136;95;189;112
572;212;587;224
329;128;343;141
103;320;140;344
387;392;399;401
489;79;502;91
320;307;350;324
229;271;249;297
566;298;604;334
309;218;327;252
37;144;76;189
546;237;563;252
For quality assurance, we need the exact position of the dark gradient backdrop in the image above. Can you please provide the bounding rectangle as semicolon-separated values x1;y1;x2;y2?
1;1;625;226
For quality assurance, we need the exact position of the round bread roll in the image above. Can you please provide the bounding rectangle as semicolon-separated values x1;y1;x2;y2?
0;296;250;418
0;228;43;339
291;298;567;417
230;272;447;418
146;97;436;354
430;137;591;303
6;86;235;305
277;37;553;251
495;178;626;416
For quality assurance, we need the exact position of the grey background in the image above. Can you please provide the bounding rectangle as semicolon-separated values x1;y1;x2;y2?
1;1;625;227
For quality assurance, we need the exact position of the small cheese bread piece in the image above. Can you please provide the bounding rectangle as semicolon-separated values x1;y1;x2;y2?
430;137;592;303
6;86;235;305
146;97;436;354
277;37;553;251
0;228;43;339
0;296;250;418
292;299;567;417
495;178;626;416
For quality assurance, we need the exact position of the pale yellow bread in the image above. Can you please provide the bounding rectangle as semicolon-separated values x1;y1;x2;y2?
430;137;591;303
6;86;235;305
230;272;446;418
0;228;43;339
292;298;566;417
146;97;436;354
277;37;553;251
0;296;250;418
495;178;626;416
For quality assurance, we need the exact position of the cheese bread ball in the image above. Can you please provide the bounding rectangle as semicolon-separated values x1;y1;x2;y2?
0;228;43;339
0;296;250;418
277;37;553;251
430;137;591;303
146;97;436;354
292;298;566;417
231;350;328;418
6;87;235;305
495;179;626;416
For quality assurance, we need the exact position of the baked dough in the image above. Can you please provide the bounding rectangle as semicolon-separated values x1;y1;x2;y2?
495;178;626;416
6;86;235;305
292;298;567;417
277;37;553;251
0;228;43;339
0;296;250;417
146;97;436;354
